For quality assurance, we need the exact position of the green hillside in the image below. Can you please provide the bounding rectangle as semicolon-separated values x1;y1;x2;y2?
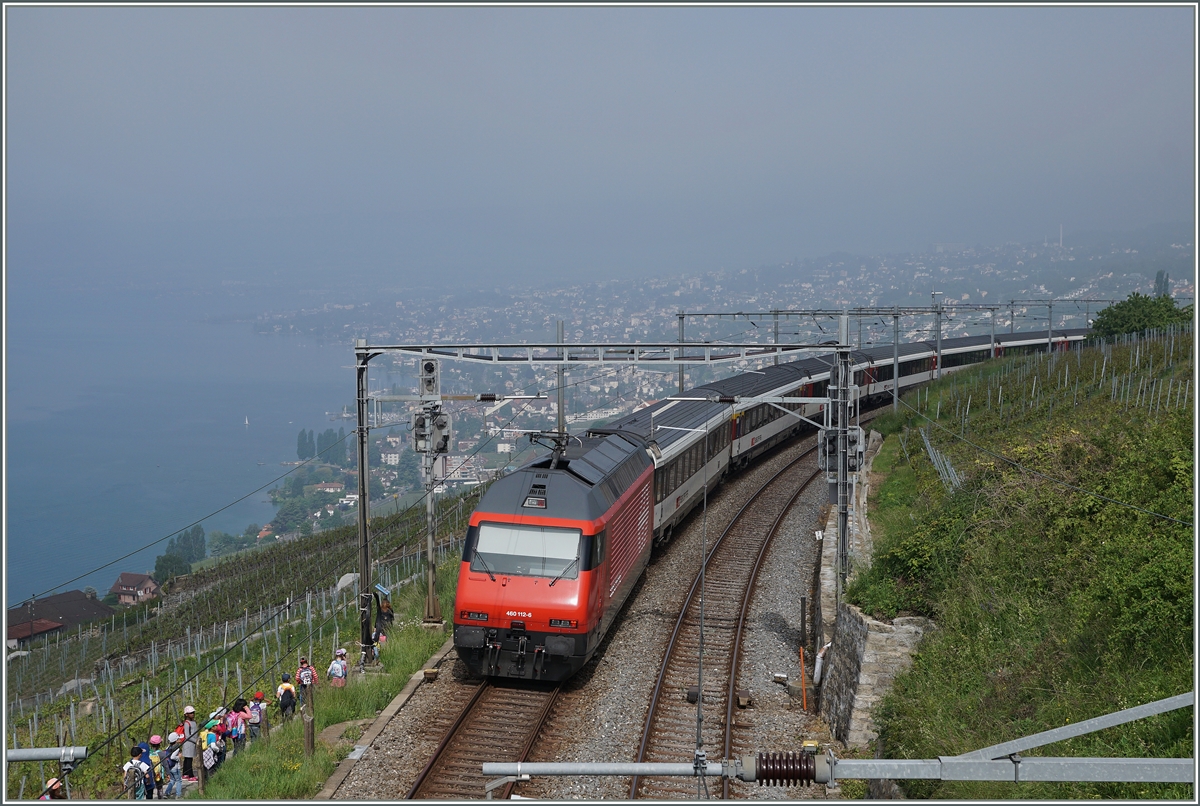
851;327;1193;799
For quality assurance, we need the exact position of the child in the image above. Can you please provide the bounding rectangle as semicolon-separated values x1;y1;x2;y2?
327;648;349;687
122;746;150;799
147;735;167;799
164;732;184;799
277;674;297;721
247;691;268;741
294;657;319;707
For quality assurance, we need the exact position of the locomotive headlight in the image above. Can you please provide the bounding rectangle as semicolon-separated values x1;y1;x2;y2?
460;611;489;622
550;618;578;629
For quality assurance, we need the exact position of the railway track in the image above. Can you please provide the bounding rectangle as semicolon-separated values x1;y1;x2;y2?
630;446;820;800
405;680;560;800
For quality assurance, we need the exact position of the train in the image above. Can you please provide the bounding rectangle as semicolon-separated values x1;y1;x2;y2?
452;327;1089;681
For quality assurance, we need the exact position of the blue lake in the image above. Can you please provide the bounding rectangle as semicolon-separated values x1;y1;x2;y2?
4;281;377;607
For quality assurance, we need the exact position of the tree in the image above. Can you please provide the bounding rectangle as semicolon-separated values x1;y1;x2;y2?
1091;292;1192;338
297;429;313;461
337;427;347;466
154;553;191;582
172;524;206;562
209;530;254;557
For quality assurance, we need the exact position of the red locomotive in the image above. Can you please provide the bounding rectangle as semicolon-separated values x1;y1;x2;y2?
453;433;653;681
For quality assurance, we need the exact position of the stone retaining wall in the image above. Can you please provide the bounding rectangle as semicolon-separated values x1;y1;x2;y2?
815;431;935;752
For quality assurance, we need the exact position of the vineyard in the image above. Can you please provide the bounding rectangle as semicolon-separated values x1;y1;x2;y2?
854;325;1193;799
5;484;485;799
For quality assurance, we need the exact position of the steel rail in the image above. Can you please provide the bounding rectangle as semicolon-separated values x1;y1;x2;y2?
722;466;820;798
497;686;562;799
407;680;561;800
630;445;817;798
406;680;489;798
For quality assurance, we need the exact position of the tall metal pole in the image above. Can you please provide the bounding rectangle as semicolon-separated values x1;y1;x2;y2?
678;312;685;393
423;430;442;625
773;310;780;365
836;314;851;599
1010;300;1015;334
932;292;943;380
990;309;996;357
892;307;900;413
557;321;566;435
1047;301;1054;355
353;342;374;670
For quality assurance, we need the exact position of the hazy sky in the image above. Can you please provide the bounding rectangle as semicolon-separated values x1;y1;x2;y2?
5;5;1196;288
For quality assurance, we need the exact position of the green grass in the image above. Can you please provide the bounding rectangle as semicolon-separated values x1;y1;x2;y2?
191;558;459;799
849;339;1193;799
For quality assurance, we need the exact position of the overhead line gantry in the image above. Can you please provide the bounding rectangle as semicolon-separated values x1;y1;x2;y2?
352;337;846;669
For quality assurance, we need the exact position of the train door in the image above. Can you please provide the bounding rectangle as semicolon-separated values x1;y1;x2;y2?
591;527;610;627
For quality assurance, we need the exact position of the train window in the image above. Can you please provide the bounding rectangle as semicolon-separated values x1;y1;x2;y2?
655;469;665;504
900;357;932;377
474;523;582;580
590;529;607;568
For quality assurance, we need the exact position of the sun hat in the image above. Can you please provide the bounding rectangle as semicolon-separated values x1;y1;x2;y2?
183;705;195;714
336;648;346;656
204;720;218;730
46;778;60;790
150;735;162;745
254;691;264;700
168;732;180;743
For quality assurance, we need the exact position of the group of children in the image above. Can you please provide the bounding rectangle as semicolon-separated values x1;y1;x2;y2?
119;689;271;798
116;647;355;798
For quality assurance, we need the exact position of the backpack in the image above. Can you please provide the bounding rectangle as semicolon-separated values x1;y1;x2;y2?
298;667;313;686
123;763;145;799
279;687;296;711
248;702;262;724
328;659;345;679
148;751;165;783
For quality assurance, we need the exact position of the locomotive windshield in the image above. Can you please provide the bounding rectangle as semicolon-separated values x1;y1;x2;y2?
473;523;582;580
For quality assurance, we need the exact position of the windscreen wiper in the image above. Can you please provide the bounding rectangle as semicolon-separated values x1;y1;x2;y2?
473;552;497;581
548;556;579;587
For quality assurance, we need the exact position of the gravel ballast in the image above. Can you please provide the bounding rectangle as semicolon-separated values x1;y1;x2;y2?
334;435;841;800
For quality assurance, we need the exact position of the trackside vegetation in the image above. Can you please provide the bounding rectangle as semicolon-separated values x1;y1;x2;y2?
851;327;1192;799
191;559;459;800
4;486;478;800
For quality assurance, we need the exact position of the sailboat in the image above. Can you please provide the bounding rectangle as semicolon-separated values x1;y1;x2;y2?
245;416;249;427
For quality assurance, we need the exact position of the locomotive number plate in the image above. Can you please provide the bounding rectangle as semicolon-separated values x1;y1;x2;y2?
506;610;533;618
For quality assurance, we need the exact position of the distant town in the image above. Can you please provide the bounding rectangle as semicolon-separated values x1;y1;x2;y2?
62;226;1191;615
249;226;1195;504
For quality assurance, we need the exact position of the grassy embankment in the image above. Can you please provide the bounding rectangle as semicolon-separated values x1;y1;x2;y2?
192;558;459;799
848;331;1193;799
5;488;478;800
